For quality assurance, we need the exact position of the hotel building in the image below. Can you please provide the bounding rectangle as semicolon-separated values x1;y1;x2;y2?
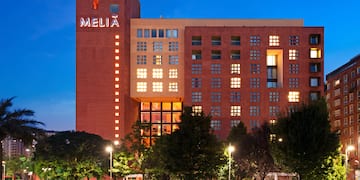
326;54;360;175
76;0;324;146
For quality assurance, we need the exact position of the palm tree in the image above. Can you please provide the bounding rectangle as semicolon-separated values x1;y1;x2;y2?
0;97;45;178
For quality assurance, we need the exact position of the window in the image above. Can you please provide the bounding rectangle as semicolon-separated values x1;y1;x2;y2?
169;82;178;92
309;34;321;45
250;36;260;46
231;120;241;127
310;63;321;73
144;29;150;38
250;106;260;116
192;50;202;60
192;36;202;45
310;92;319;101
136;29;143;38
137;82;147;92
212;36;221;45
269;92;279;102
211;78;221;88
192;92;202;102
158;29;164;38
288;91;300;102
289;49;299;60
136;68;147;78
210;106;221;117
231;64;241;74
289;64;299;74
192;106;202;114
250;78;260;88
169;42;179;51
211;50;221;60
289;78;299;88
211;64;221;74
210;120;221;130
250;92;260;102
250;120;259;128
169;69;178;78
136;55;147;64
191;64;202;74
289;35;299;46
230;78;241;88
151;29;157;38
231;36;240;46
267;67;277;88
310;48;321;58
250;50;260;60
230;50;240;60
231;106;241;116
152;82;163;92
269;106;280;116
166;29;178;38
153;55;162;65
250;64;260;74
211;92;221;102
136;42;147;51
192;78;202;88
152;69;163;79
269;35;280;46
153;42;163;52
169;55;179;65
310;77;320;87
230;92;241;102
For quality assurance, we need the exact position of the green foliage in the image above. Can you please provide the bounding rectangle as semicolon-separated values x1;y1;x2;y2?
143;107;225;179
271;99;340;179
33;131;109;179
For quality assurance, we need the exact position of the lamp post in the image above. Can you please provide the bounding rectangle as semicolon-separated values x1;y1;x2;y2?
2;161;5;180
345;145;355;174
105;146;113;180
228;144;235;180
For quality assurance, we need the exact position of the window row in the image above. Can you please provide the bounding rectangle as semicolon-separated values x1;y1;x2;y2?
191;34;321;46
137;29;178;38
136;55;180;65
136;41;179;52
136;68;178;79
136;82;179;92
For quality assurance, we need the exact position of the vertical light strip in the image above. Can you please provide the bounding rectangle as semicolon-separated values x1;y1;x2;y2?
114;34;120;146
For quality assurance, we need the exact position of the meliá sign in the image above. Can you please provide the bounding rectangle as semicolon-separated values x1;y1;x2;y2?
80;15;120;28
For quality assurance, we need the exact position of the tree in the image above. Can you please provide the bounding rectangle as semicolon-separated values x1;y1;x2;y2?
0;97;45;179
33;131;110;179
144;107;225;179
271;99;340;179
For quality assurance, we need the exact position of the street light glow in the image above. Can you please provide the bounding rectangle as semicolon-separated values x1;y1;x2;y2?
346;145;355;151
105;146;113;153
228;145;235;153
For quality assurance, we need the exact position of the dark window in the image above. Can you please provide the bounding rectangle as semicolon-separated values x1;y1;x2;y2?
211;50;221;60
151;29;157;38
110;4;120;13
230;50;240;60
192;78;202;88
212;36;221;45
310;63;321;73
309;34;321;45
158;29;164;38
144;29;150;38
137;29;143;38
192;36;202;45
192;50;202;60
231;36;241;46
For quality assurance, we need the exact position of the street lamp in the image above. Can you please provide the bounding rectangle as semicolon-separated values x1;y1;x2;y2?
105;146;113;180
2;161;5;180
345;145;355;172
228;144;235;180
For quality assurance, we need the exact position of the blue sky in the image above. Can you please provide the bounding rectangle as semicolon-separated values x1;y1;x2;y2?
0;0;359;131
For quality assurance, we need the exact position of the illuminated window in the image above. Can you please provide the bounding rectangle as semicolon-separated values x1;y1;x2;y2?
152;82;163;92
267;55;277;66
115;70;119;74
250;50;260;60
115;126;119;130
115;84;119;88
115;35;120;39
115;91;119;95
169;82;178;92
334;79;340;86
115;112;119;116
153;42;163;52
192;92;202;102
152;68;163;79
115;49;120;53
288;91;300;102
231;106;241;116
115;77;119;81
269;35;280;46
137;68;147;79
115;42;120;46
115;56;119;60
115;119;119;124
211;64;221;74
115;63;119;67
136;82;147;92
289;35;299;46
250;36;260;46
115;134;119;138
153;55;162;65
192;106;202;114
231;64;241;74
169;69;178;78
289;49;299;60
115;106;119;110
115;98;119;102
310;48;321;58
230;77;241;88
136;55;147;64
169;55;179;65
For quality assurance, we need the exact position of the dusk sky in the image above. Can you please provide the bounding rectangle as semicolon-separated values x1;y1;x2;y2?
1;0;359;131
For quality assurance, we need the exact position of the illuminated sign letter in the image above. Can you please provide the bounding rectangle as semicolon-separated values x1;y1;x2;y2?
111;15;120;28
80;17;91;27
